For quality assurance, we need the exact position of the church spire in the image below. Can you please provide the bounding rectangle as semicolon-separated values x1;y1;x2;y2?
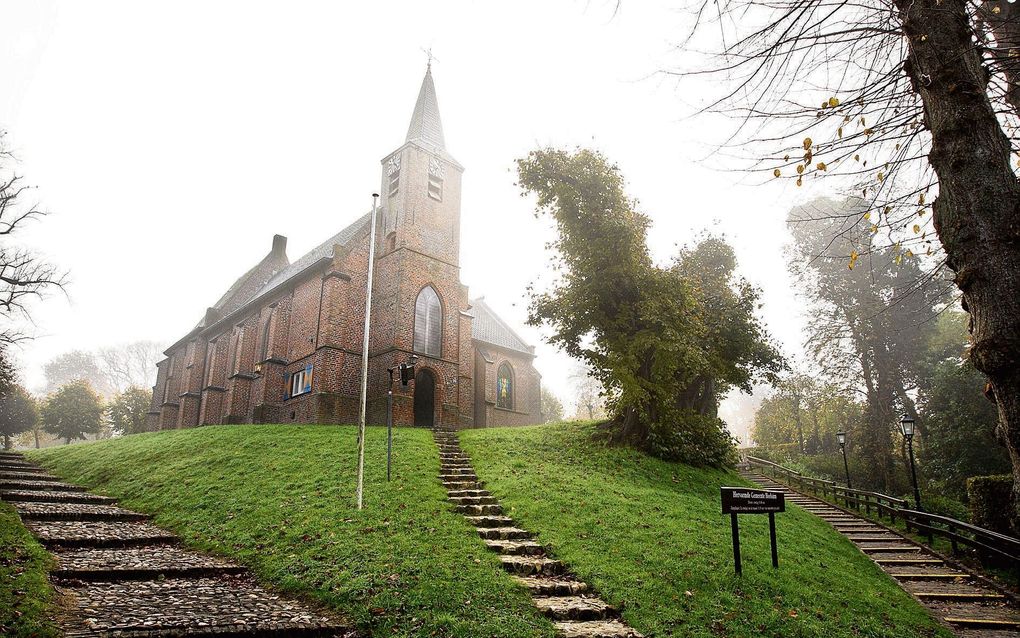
405;64;446;150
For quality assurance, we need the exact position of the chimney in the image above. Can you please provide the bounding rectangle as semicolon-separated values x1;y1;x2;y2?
272;234;287;256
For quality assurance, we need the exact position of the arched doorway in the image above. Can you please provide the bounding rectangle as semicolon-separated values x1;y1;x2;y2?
413;368;436;428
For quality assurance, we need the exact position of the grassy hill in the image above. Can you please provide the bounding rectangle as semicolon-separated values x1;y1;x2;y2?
28;422;950;638
0;501;57;637
460;423;951;638
30;425;553;638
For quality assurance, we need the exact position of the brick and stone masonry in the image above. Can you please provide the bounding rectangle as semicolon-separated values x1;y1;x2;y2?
148;65;543;432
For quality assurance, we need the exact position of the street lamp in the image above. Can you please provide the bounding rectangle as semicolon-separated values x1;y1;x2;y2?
836;431;852;489
899;414;922;511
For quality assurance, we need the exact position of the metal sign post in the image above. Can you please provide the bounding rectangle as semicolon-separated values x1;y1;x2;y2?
721;487;785;575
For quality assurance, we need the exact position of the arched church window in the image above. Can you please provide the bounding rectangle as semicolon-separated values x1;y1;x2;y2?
496;362;514;410
413;286;442;356
385;232;397;253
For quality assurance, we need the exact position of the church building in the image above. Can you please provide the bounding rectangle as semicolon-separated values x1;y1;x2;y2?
147;66;543;430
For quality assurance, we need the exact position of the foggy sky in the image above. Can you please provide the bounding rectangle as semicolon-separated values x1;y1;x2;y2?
2;1;829;443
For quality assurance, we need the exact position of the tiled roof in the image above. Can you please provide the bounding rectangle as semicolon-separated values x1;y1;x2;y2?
254;211;372;300
470;298;533;355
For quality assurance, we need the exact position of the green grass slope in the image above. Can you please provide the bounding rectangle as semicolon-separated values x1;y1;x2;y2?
31;425;553;638
460;423;951;638
0;501;57;637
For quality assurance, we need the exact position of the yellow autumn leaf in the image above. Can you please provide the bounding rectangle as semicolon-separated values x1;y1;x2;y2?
803;137;813;150
774;169;782;177
877;172;884;182
913;224;921;233
838;127;843;138
919;193;925;204
854;154;860;162
848;250;859;270
797;165;805;174
870;224;878;233
829;97;840;107
905;249;914;257
864;212;871;220
817;162;827;171
784;154;790;161
796;177;803;187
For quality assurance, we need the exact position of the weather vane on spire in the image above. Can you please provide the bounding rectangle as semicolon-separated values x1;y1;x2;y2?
422;46;439;70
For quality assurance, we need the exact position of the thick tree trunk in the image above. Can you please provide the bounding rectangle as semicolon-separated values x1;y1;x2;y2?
3;434;9;450
33;428;39;449
897;0;1020;526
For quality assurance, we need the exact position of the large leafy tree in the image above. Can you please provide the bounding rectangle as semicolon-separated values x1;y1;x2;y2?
43;350;113;397
41;380;104;445
0;384;38;450
107;386;152;436
540;388;565;424
517;148;783;465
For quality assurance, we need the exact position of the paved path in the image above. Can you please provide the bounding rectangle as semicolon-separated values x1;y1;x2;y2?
740;467;1020;638
433;429;643;638
0;450;356;637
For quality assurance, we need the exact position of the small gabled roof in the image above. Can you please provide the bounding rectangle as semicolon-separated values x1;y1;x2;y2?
470;297;534;356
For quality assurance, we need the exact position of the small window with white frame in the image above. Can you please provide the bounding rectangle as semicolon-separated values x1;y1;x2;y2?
288;364;313;399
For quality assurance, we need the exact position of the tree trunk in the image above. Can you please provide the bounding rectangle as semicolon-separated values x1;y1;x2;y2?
896;0;1020;527
3;434;9;450
33;428;40;449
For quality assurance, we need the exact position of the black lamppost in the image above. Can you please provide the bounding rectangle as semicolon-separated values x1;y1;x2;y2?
899;414;922;511
836;431;852;489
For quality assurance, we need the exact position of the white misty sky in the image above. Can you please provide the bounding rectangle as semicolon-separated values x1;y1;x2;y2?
2;1;834;442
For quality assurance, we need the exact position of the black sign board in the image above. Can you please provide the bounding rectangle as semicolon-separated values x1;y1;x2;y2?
721;487;785;514
721;486;785;575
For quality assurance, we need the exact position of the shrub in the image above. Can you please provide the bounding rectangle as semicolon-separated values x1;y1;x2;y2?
967;474;1016;536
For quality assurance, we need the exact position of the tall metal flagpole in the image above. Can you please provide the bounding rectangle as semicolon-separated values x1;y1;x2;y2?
356;193;379;510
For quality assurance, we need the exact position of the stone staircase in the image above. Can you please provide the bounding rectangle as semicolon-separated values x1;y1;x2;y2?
0;450;356;637
433;428;643;638
738;466;1020;638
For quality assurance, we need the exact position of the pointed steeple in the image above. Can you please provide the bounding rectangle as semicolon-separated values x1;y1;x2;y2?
405;65;446;150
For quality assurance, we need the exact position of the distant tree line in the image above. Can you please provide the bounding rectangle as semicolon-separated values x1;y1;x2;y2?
0;344;154;450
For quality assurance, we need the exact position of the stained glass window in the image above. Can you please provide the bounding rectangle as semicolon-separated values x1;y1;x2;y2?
413;286;442;356
496;363;514;410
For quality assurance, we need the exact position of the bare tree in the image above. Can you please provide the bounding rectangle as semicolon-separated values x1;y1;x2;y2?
0;131;66;344
570;364;607;421
670;0;1020;522
97;340;163;392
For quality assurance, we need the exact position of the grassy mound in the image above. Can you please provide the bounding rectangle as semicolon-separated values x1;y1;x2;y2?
459;423;951;638
31;425;553;638
0;501;57;637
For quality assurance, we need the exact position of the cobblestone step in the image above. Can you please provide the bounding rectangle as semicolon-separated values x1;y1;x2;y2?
52;546;248;581
485;539;545;555
0;479;87;492
449;495;497;505
0;470;61;481
455;503;502;515
513;576;589;596
500;555;566;576
478;526;532;540
441;473;479;481
1;489;116;504
466;515;515;528
554;619;643;637
57;575;354;636
442;480;484;490
25;520;179;549
441;467;476;475
13;501;148;522
535;596;614;621
447;489;490;498
0;461;38;470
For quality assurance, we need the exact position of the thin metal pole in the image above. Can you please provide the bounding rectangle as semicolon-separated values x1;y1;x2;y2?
386;388;393;482
730;513;742;576
840;444;852;489
769;512;779;568
356;193;379;511
907;438;922;511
